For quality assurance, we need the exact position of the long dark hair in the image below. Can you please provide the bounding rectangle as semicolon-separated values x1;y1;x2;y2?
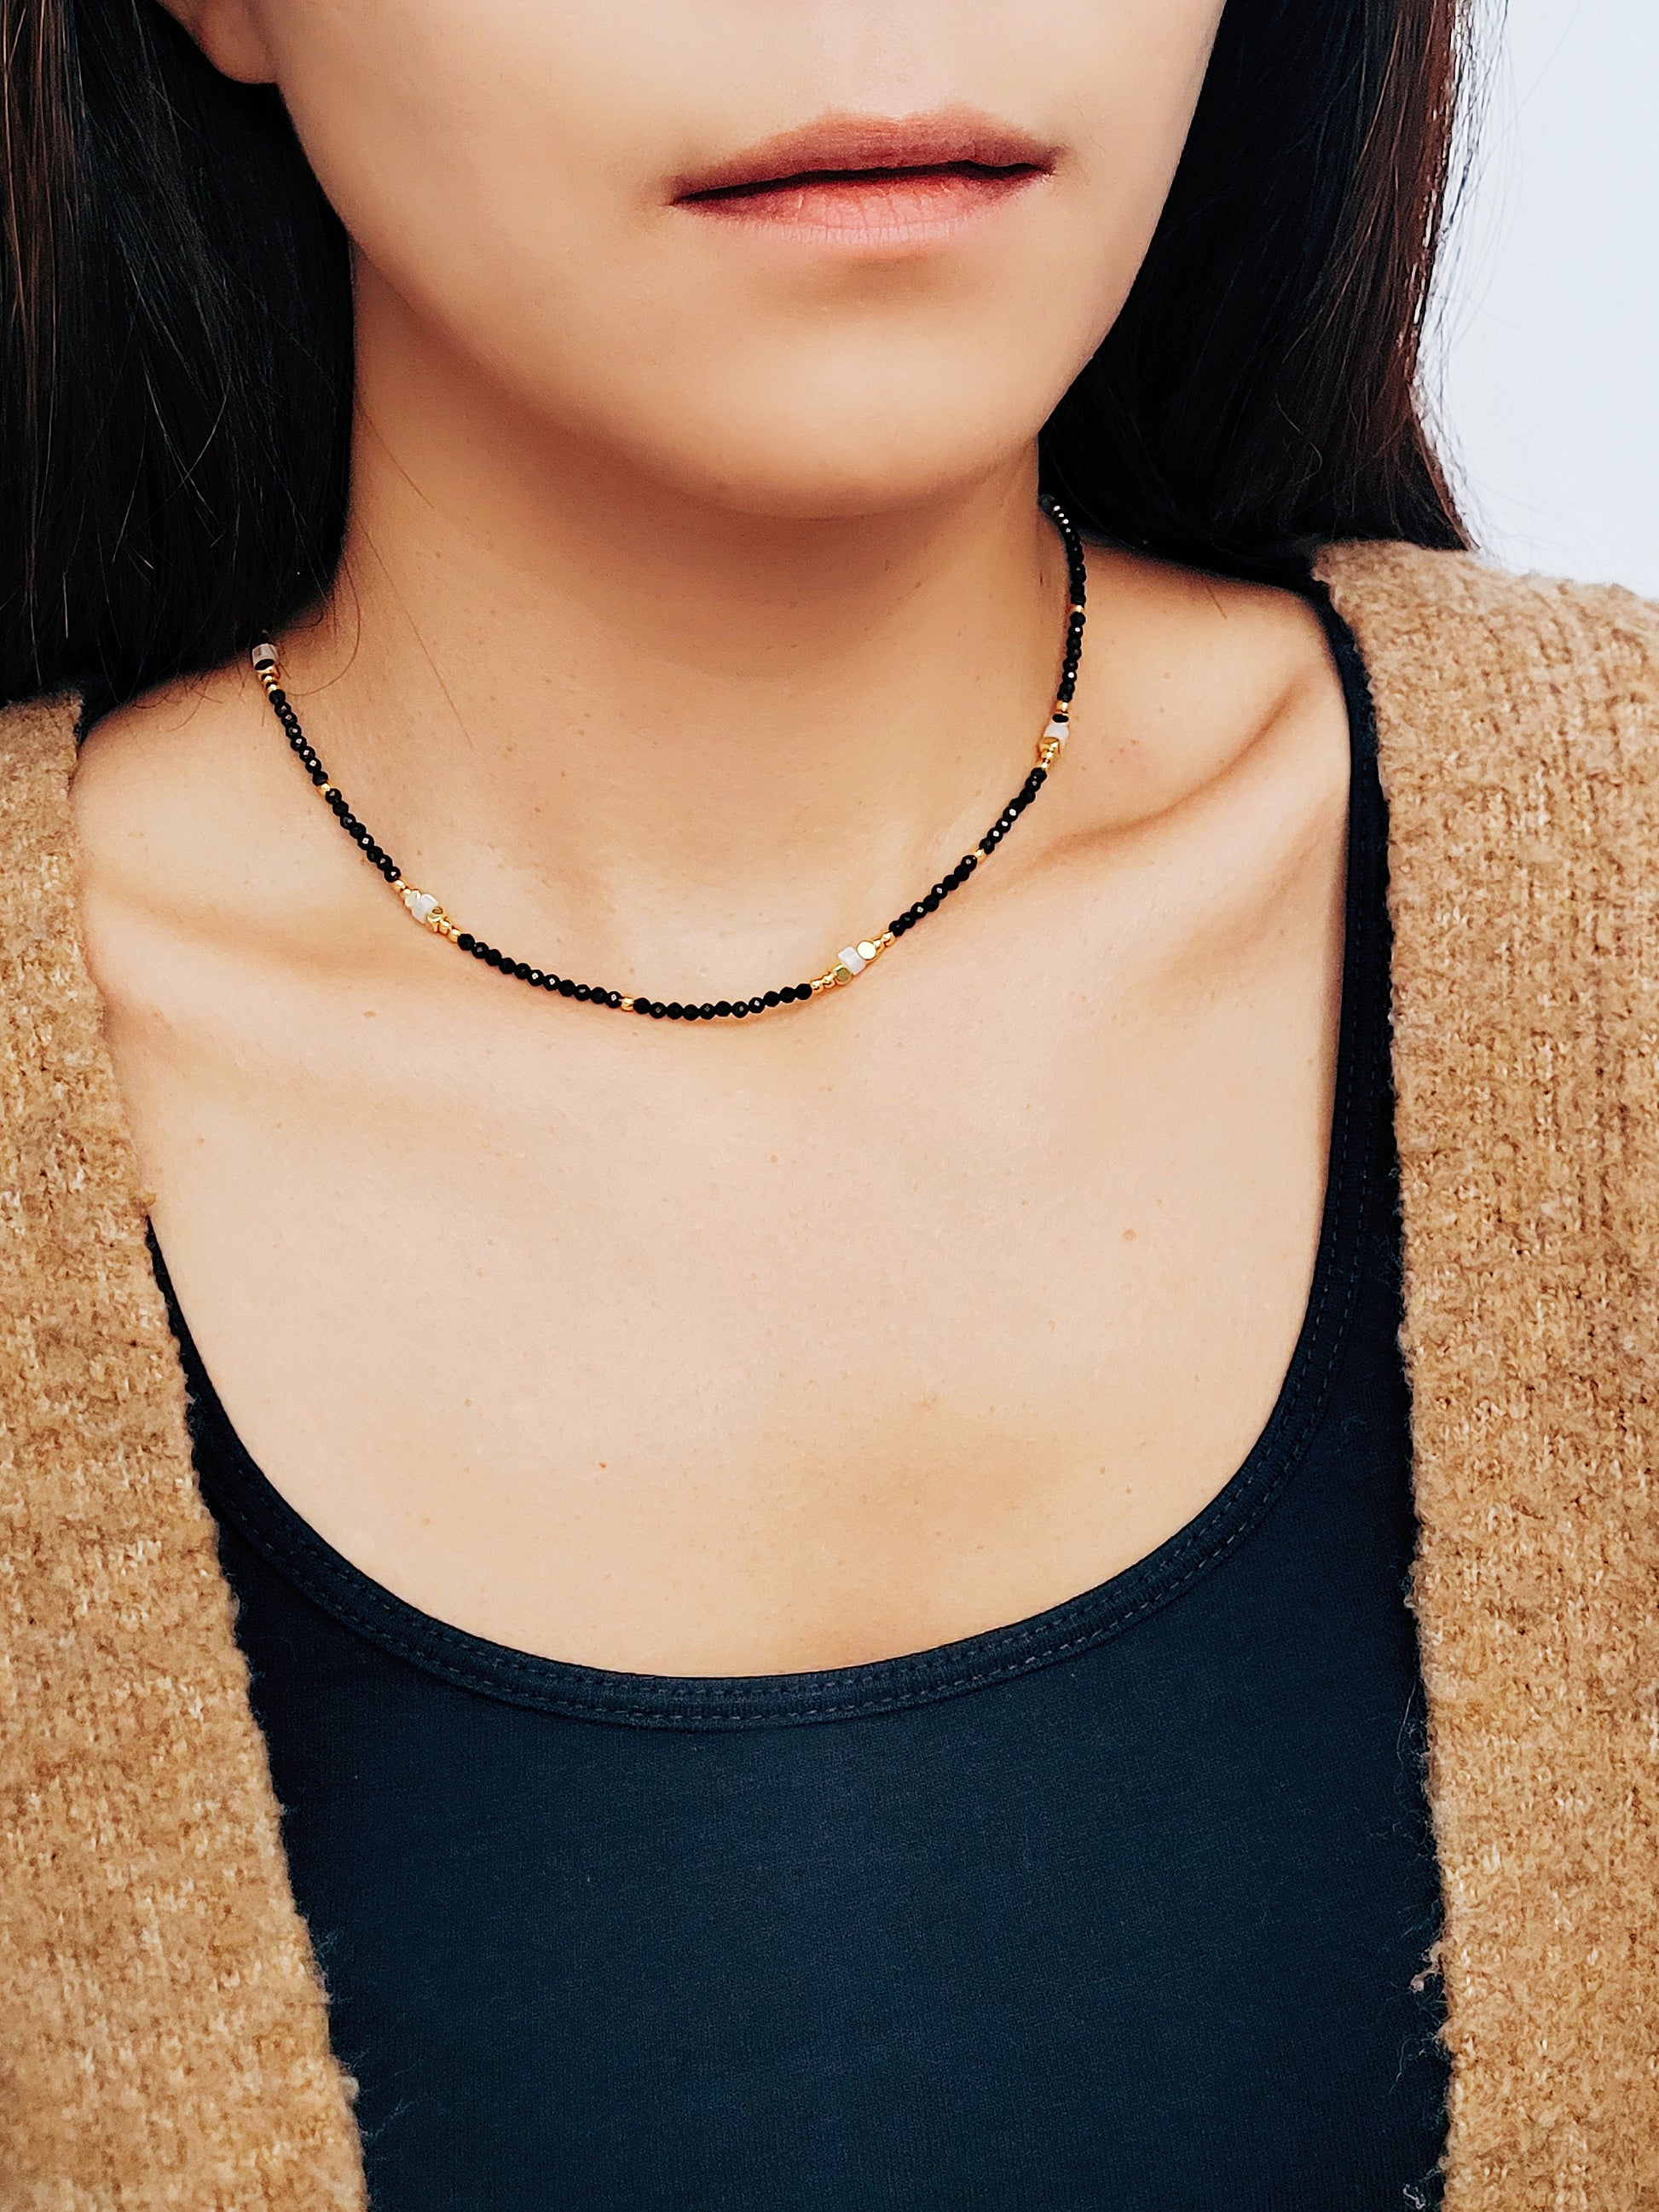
1;0;1468;715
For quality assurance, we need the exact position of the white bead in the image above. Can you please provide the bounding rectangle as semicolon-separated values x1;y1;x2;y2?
837;945;866;976
1044;717;1069;745
405;889;437;924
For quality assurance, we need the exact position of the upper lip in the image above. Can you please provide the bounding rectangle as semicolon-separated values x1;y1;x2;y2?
670;108;1057;200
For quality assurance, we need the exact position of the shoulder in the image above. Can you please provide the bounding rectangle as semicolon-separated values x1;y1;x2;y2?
1315;541;1659;782
1317;543;1659;924
0;690;81;825
0;692;82;953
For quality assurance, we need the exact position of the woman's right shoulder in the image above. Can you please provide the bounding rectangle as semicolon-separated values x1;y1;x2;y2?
0;688;81;799
0;690;83;915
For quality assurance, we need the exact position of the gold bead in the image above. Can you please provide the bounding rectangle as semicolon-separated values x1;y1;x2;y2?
621;997;634;1011
855;940;878;963
831;964;852;986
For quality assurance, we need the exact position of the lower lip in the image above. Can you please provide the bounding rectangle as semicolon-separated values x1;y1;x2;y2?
673;166;1043;251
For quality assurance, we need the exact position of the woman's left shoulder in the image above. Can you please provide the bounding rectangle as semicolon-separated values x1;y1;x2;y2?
1315;538;1659;795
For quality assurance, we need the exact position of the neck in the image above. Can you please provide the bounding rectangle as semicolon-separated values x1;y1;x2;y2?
281;266;1074;994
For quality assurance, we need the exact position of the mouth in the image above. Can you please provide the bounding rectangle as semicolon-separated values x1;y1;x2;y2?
670;109;1055;247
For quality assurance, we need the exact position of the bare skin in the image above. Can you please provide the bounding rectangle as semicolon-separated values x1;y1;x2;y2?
70;0;1350;1675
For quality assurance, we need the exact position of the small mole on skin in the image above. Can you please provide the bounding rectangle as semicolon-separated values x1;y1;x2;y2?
1121;1226;1137;1242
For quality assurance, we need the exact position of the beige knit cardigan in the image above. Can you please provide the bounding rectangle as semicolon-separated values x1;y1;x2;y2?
1;542;1656;2209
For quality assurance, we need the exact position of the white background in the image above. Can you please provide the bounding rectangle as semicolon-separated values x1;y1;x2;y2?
1429;0;1658;593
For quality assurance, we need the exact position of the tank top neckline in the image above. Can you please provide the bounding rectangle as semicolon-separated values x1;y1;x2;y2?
149;580;1391;1730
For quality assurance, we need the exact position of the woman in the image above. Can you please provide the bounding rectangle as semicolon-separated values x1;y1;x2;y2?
1;0;1653;2204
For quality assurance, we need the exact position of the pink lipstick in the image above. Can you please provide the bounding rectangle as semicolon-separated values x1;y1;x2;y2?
670;109;1055;251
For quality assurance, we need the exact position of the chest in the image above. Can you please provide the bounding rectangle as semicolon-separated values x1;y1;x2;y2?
109;819;1344;1674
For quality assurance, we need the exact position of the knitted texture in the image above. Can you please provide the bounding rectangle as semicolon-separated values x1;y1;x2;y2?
0;549;1654;2205
0;698;366;2209
1321;546;1659;2210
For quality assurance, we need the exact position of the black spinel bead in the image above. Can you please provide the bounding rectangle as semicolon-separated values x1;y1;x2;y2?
575;984;591;1001
380;858;398;879
699;1003;715;1020
667;1003;684;1019
483;946;501;967
733;1002;749;1017
526;968;543;986
922;892;940;913
268;687;286;708
745;997;762;1013
507;961;526;980
644;1001;661;1017
635;998;651;1015
763;991;780;1008
715;1002;731;1018
558;978;576;998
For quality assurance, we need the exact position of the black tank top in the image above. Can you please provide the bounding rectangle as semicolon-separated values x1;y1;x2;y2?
149;590;1450;2210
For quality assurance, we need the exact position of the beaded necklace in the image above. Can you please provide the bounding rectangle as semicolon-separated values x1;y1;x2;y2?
251;493;1086;1021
